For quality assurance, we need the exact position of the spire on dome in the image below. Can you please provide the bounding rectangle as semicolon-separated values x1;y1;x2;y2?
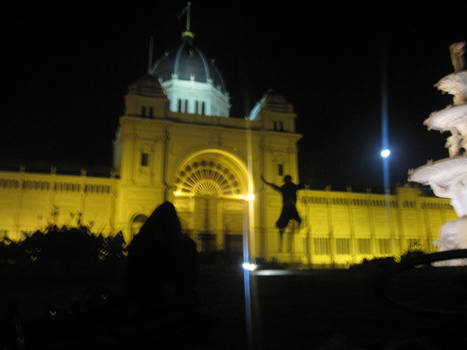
149;2;230;117
178;2;194;43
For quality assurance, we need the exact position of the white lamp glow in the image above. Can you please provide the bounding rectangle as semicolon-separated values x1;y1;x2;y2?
242;262;258;271
380;149;391;158
245;193;255;201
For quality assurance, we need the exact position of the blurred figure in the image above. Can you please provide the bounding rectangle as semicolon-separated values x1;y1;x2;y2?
124;202;198;305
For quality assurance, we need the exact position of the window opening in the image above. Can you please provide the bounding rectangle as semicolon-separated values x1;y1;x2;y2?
278;164;284;176
141;153;149;167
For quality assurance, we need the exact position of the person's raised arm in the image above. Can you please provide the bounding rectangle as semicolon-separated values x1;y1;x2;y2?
261;174;281;192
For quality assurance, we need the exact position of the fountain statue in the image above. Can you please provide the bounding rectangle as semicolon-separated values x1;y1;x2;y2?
409;41;467;266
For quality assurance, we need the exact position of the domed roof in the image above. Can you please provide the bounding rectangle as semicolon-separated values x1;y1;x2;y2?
150;32;227;94
249;89;294;120
260;89;294;113
128;74;166;97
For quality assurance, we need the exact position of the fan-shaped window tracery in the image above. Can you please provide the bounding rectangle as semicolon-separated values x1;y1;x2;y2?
175;160;241;196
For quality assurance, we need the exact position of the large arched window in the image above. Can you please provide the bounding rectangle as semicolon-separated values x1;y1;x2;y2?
175;160;241;197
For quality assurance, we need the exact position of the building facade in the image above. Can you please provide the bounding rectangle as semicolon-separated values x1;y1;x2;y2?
0;30;457;266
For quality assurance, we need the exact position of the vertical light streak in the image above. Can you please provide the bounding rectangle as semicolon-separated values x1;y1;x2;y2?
245;117;256;259
243;117;256;350
381;46;395;250
381;48;390;196
243;204;254;350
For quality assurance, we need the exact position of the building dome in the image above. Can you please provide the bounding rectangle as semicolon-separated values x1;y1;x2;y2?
249;89;294;120
149;31;230;117
151;33;227;94
128;74;166;97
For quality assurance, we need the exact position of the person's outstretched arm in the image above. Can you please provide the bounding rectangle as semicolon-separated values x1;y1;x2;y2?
261;175;281;192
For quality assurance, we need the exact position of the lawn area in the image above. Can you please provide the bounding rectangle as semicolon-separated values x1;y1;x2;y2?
1;264;466;349
253;267;467;349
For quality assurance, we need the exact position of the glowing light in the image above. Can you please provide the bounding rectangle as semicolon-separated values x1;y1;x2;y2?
380;149;391;158
235;193;255;201
242;262;258;271
245;193;255;201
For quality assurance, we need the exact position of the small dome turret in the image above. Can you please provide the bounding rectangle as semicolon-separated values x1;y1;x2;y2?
249;89;294;120
128;74;166;97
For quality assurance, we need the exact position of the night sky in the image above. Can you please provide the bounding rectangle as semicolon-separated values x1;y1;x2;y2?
5;4;465;189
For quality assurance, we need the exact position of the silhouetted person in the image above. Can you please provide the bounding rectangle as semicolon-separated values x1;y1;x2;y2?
124;202;198;306
261;174;305;239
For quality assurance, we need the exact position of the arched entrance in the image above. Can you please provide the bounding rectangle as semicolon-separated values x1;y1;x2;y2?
130;214;148;237
172;150;252;253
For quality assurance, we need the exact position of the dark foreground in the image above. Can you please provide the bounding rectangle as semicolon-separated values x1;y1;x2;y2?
2;265;467;349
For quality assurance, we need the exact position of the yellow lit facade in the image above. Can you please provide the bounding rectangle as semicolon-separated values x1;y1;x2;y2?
289;186;455;266
0;77;457;266
0;169;118;238
0;30;458;267
1;78;303;262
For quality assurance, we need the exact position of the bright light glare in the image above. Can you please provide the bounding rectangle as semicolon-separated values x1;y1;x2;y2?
235;193;255;201
245;193;255;201
380;149;391;158
242;262;258;271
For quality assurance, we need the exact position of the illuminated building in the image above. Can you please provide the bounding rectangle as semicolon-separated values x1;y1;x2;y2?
295;186;456;266
0;27;458;266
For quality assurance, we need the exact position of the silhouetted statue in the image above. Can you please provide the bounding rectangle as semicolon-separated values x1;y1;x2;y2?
261;174;306;239
124;202;198;305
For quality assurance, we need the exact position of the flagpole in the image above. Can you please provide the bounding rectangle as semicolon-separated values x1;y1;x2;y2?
186;2;191;31
178;2;192;32
147;36;154;74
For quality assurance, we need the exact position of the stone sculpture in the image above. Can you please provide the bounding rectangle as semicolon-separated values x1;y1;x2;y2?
450;41;465;73
409;42;467;265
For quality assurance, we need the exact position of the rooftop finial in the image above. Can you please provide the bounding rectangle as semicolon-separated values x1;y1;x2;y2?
178;2;192;31
186;1;191;31
178;2;194;42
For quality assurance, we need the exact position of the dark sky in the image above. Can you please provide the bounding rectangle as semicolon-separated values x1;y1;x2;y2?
5;4;465;189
